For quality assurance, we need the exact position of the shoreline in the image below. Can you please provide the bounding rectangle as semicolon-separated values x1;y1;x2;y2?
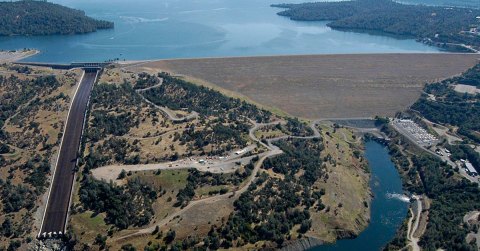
0;49;39;63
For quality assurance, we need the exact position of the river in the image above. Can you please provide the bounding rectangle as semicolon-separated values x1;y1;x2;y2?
0;0;439;63
311;140;409;251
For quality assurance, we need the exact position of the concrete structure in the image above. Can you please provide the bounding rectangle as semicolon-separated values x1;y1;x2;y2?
38;69;99;239
15;62;110;70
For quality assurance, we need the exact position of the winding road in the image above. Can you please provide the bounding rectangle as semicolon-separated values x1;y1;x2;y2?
405;195;422;251
135;79;198;122
114;118;321;241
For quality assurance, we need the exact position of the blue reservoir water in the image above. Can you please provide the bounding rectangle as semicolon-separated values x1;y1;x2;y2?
0;0;439;63
312;140;409;251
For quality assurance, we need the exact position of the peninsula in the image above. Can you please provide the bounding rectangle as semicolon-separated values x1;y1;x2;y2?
0;0;114;36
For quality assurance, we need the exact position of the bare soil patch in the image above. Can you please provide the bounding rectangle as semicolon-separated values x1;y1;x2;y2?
453;84;480;94
136;53;479;119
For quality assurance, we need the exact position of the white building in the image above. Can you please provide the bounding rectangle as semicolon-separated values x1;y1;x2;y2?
465;162;478;176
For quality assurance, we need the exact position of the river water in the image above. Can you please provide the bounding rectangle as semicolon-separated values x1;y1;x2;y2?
312;140;409;251
0;0;439;63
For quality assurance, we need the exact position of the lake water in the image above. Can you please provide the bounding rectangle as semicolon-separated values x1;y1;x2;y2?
312;140;409;251
0;0;439;63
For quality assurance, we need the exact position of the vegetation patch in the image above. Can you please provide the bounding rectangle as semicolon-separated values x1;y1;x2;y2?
201;139;327;249
381;123;480;251
412;63;480;144
273;0;480;52
78;176;157;229
0;65;79;249
0;1;113;36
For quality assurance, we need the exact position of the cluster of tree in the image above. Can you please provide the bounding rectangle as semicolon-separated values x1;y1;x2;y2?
263;138;324;187
0;240;22;251
23;155;51;194
134;72;161;90
447;144;480;172
0;179;36;214
0;71;69;247
143;72;272;123
0;74;61;140
202;139;325;249
88;82;142;140
412;63;480;143
82;137;137;173
403;0;480;8
90;111;139;137
78;176;157;229
273;0;480;52
176;165;254;207
6;65;31;74
177;122;248;155
0;142;10;154
451;63;480;88
413;155;480;250
204;173;315;249
283;118;313;136
91;82;143;110
0;0;113;36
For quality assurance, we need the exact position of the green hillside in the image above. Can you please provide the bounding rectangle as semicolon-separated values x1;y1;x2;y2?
0;0;114;36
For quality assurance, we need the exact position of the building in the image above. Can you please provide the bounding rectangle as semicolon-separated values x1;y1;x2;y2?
465;162;478;176
235;149;246;155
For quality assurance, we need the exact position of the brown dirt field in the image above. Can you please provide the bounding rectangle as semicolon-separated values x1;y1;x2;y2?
135;53;479;119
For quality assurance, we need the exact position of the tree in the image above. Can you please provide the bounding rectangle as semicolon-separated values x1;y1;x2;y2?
1;218;12;237
164;229;176;244
118;169;127;180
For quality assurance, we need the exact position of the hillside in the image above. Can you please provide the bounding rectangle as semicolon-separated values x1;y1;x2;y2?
0;0;114;36
134;54;479;119
273;0;480;52
0;65;81;249
63;68;371;250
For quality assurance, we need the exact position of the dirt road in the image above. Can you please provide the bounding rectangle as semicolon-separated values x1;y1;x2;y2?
406;195;422;251
115;119;321;241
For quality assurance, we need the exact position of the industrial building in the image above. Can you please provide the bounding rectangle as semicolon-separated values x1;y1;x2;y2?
465;162;478;177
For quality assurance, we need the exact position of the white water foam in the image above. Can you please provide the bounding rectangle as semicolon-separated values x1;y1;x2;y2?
386;193;411;203
120;16;169;23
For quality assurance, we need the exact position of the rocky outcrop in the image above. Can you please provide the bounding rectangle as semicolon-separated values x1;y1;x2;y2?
281;237;324;251
334;229;357;240
30;239;66;251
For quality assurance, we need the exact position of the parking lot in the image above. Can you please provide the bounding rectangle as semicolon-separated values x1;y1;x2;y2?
392;119;438;147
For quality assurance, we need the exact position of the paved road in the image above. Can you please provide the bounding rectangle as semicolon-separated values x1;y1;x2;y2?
39;70;98;237
135;79;199;122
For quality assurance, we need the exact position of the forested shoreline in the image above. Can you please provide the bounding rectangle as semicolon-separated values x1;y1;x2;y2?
273;0;480;52
0;0;114;36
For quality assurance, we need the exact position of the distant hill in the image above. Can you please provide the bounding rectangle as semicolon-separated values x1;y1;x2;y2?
402;0;479;9
273;0;480;52
0;0;114;36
